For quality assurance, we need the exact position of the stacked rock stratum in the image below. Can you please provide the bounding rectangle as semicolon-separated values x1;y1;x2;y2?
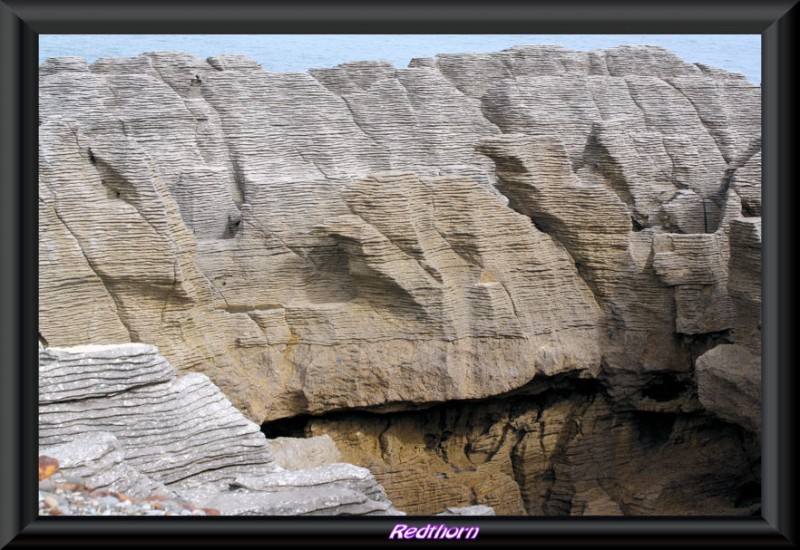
39;344;403;515
39;45;761;515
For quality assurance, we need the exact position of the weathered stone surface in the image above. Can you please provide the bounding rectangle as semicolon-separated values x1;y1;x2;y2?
39;345;276;487
39;46;760;424
437;505;495;516
265;435;342;470
731;152;762;217
38;456;59;481
39;432;173;500
728;218;762;352
195;485;399;516
308;377;759;516
39;45;761;516
182;463;403;516
696;344;761;432
39;345;399;515
39;343;175;403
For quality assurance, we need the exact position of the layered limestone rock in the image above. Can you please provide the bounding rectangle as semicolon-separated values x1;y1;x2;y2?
39;46;760;424
40;432;172;500
39;45;761;515
39;344;401;515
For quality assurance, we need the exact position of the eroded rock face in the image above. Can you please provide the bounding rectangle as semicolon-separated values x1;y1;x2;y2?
696;344;761;432
266;435;342;470
39;45;761;515
39;344;401;515
305;377;759;516
39;46;760;423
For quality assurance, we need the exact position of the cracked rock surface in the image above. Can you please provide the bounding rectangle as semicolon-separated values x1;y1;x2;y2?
39;45;761;515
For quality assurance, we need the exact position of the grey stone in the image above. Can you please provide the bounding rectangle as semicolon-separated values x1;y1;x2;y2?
39;344;401;515
39;432;168;499
437;505;496;516
696;344;760;432
265;435;342;470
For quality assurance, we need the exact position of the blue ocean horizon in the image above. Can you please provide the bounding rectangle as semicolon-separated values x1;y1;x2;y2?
39;34;761;84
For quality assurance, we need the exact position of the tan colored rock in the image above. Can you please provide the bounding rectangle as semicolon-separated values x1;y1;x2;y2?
696;344;761;432
39;47;760;423
306;380;758;516
38;456;59;481
39;47;761;517
476;133;692;390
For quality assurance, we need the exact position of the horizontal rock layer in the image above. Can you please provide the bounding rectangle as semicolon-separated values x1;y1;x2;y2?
39;345;401;515
39;45;761;516
39;45;761;426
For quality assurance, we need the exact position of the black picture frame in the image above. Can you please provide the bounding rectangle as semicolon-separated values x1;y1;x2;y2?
2;1;797;547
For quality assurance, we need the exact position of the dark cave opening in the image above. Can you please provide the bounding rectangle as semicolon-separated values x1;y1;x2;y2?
259;373;606;439
632;411;676;450
257;372;757;516
261;413;312;438
741;202;759;217
735;480;761;508
640;374;690;402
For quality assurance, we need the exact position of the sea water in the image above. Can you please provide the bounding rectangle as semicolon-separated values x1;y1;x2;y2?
39;34;761;84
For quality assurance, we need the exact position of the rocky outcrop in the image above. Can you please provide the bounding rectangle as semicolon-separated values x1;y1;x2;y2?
39;45;761;515
39;344;401;515
695;344;761;432
39;45;760;423
39;433;172;500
